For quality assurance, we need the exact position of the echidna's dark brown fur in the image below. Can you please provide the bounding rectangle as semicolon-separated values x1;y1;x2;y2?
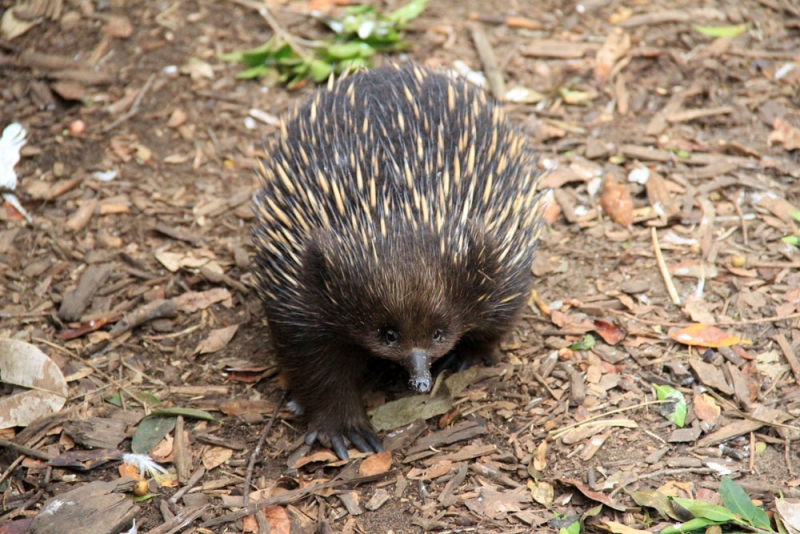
252;64;546;459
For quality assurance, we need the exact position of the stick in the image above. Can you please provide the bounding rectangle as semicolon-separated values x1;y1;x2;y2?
243;393;285;506
469;23;505;100
651;227;680;305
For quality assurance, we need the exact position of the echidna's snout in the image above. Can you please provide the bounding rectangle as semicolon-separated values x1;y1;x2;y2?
406;348;432;393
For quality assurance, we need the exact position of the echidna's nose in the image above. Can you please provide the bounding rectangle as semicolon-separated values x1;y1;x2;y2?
406;348;432;393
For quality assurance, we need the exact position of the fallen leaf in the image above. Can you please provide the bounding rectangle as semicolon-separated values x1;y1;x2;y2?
600;173;633;228
172;288;233;313
528;480;554;506
194;325;239;355
0;340;69;429
669;324;751;348
407;460;452;480
593;320;625;345
358;451;392;477
693;393;721;426
202;446;233;470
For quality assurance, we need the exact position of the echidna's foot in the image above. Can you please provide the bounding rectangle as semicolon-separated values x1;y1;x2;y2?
305;425;383;460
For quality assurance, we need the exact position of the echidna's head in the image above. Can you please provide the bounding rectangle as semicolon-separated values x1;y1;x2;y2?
302;226;497;393
357;281;462;393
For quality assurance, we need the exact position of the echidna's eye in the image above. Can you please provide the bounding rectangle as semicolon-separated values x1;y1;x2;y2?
432;330;443;342
385;330;398;345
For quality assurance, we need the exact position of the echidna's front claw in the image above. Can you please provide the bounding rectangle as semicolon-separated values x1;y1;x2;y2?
306;427;383;460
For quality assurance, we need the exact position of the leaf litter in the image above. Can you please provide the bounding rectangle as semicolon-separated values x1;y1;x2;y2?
1;0;800;532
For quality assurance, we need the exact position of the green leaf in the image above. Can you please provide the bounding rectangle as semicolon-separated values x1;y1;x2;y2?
559;517;581;534
325;41;376;59
660;517;721;534
570;334;596;351
236;65;270;79
693;23;751;38
105;392;122;407
782;235;800;247
719;476;773;529
309;60;333;82
387;0;429;27
132;416;175;454
789;211;800;223
653;384;687;427
672;498;738;522
149;407;217;421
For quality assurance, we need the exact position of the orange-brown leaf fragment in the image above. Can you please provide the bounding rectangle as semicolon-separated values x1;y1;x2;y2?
668;324;751;348
358;450;392;477
600;173;633;228
593;320;625;345
693;393;721;426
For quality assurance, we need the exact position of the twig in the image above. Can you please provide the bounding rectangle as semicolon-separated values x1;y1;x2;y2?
749;431;755;473
243;393;285;506
102;73;157;133
229;0;310;59
727;193;748;247
0;456;25;487
775;333;800;386
169;466;206;505
609;468;716;497
651;227;680;305
0;438;53;461
469;23;505;100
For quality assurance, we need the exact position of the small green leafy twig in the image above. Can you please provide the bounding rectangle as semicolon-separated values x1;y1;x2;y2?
219;0;428;88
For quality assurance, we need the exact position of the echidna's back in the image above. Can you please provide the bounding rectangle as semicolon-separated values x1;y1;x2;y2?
253;64;543;301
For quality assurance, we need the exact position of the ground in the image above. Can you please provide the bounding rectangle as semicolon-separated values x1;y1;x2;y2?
1;0;800;533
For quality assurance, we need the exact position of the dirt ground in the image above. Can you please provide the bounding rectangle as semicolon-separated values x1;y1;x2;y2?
1;0;800;532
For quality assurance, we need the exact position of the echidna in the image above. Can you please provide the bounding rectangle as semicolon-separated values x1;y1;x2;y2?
252;64;546;460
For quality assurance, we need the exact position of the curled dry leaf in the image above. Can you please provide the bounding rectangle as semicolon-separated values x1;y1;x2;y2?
0;339;68;429
669;324;751;348
600;173;633;228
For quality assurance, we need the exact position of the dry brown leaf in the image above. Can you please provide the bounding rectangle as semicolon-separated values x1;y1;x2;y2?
194;325;239;355
683;296;716;324
769;117;800;151
669;324;750;348
202;446;233;470
358;450;392;477
693;393;720;426
172;288;232;313
593;320;625;345
600;174;633;228
407;460;452;480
